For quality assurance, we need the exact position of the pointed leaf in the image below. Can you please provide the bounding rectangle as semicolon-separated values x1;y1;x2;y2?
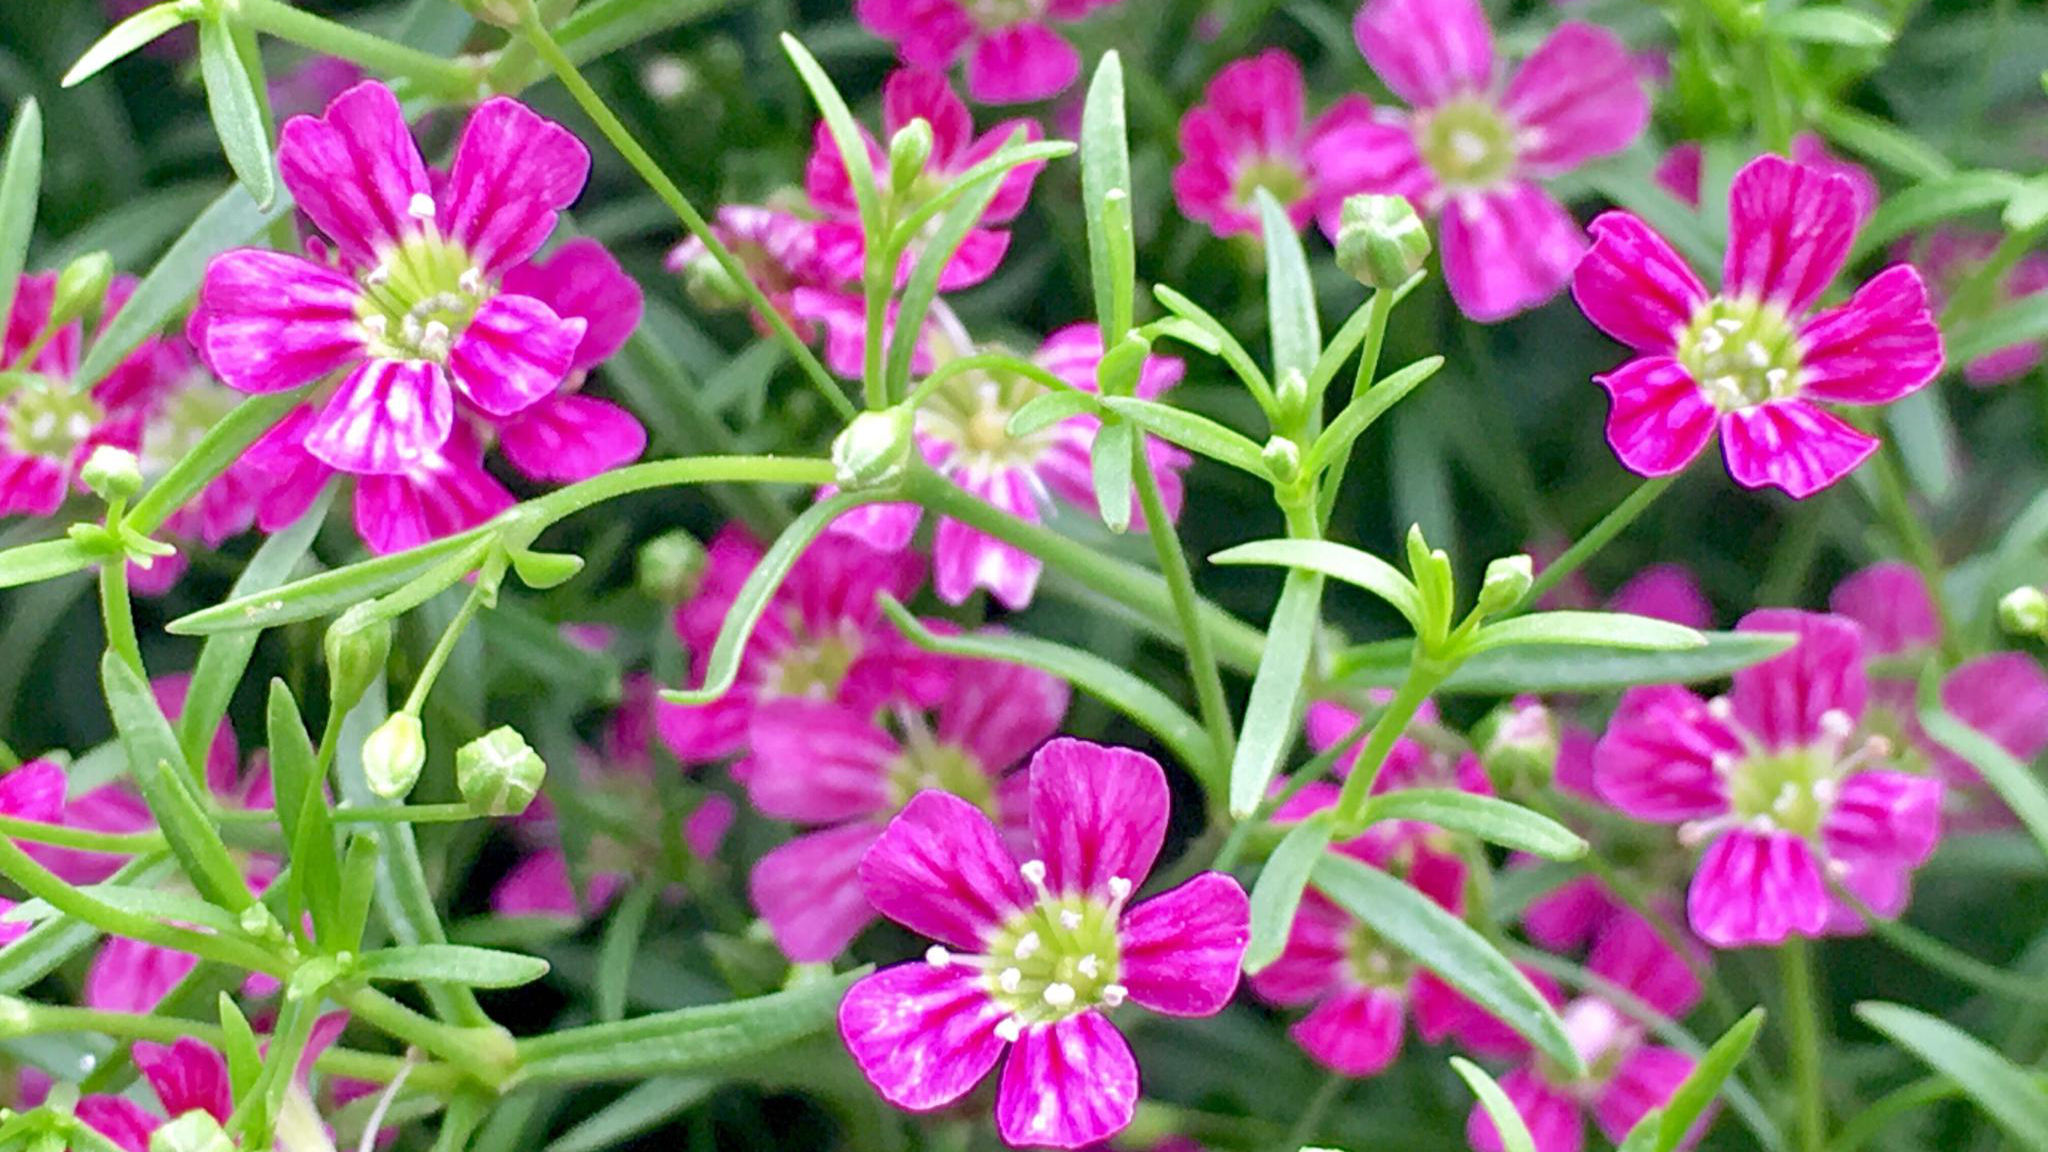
1919;705;2048;866
1229;569;1325;817
1244;815;1332;974
1257;188;1319;380
1362;790;1586;860
168;528;495;635
1856;1002;2048;1151
0;540;96;591
1101;396;1269;476
357;944;551;989
1080;51;1134;337
1454;1056;1537;1152
1471;611;1705;655
1630;1008;1765;1152
1007;389;1100;437
0;98;41;334
1333;630;1795;694
1213;537;1426;634
196;11;276;208
1091;417;1135;533
266;680;342;943
63;1;201;87
780;35;879;237
0;856;172;993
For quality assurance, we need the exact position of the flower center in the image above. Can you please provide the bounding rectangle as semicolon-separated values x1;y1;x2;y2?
140;376;241;479
1685;702;1889;846
356;201;489;363
1414;98;1517;190
885;736;998;817
1342;921;1414;989
967;0;1044;29
1547;997;1637;1087
1678;297;1806;412
924;860;1133;1037
921;360;1058;471
761;624;863;700
1232;158;1310;212
5;378;103;460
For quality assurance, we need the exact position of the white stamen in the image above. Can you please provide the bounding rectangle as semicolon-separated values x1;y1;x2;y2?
1812;777;1840;806
1013;932;1041;960
1820;709;1855;739
363;315;389;335
994;1017;1023;1043
28;413;54;440
925;945;952;968
1696;326;1726;354
1707;696;1735;721
420;319;453;359
1764;367;1790;392
1714;317;1745;334
1077;955;1100;979
999;967;1022;993
1059;910;1082;931
66;414;91;440
1020;859;1048;888
408;193;437;220
366;264;391;286
1827;857;1851;879
1042;982;1076;1008
1743;341;1771;368
1101;984;1128;1008
1106;876;1133;903
458;267;484;296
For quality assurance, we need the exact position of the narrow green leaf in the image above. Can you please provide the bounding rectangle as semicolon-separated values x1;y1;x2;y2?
1885;387;1958;503
168;527;494;635
1007;389;1100;437
543;1077;717;1152
1362;790;1586;860
0;539;96;590
1091;417;1135;533
1856;1002;2048;1151
197;11;276;208
63;1;200;87
1949;294;2048;365
1816;104;1954;181
1228;569;1325;817
5;885;241;934
556;0;744;65
128;394;304;537
1314;851;1581;1074
596;884;659;1024
2005;175;2048;233
1578;163;1720;273
218;993;261;1099
1101;396;1269;477
1305;356;1446;475
0;99;41;333
1153;284;1274;407
1454;1057;1537;1152
102;652;253;912
1775;6;1892;46
77;182;295;389
266;680;342;942
880;597;1211;777
1471;611;1705;655
1244;816;1332;974
0;855;171;992
334;831;380;956
1212;537;1427;635
1333;630;1795;694
1144;315;1222;356
1630;1008;1765;1152
1257;188;1320;380
889;142;1017;398
1920;706;2048;864
779;35;879;238
1080;51;1134;337
357;944;551;989
1850;171;2021;263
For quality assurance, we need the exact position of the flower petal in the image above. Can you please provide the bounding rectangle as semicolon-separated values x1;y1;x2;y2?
860;790;1027;949
440;97;592;275
135;1038;232;1122
1595;356;1717;478
1028;738;1169;898
496;394;647;484
303;359;453;476
1573;212;1709;353
0;759;66;823
351;434;515;555
1117;871;1249;1017
752;824;883;962
933;477;1043;609
1797;265;1943;405
1291;986;1407;1077
447;294;586;417
275;81;431;267
1354;0;1497;108
1594;685;1738;822
1439;183;1585;321
937;655;1070;775
1824;770;1942;870
1720;399;1878;499
196;250;364;394
1468;1067;1585;1152
1588;910;1703;1019
75;1096;158;1152
1688;827;1829;947
883;68;974;163
490;848;579;918
746;699;897;823
967;22;1080;105
1610;564;1713;629
1503;23;1649;175
1306;102;1434;235
839;962;1007;1112
1594;1045;1696;1145
996;1013;1139;1149
1723;154;1858;315
1939;654;2048;781
86;937;196;1014
497;238;643;370
1248;891;1350;1005
1828;562;1940;657
1729;609;1868;749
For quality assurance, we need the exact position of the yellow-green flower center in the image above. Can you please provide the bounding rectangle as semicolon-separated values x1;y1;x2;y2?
141;376;240;479
1343;921;1414;990
1233;159;1311;213
761;624;862;700
921;355;1058;471
1414;97;1517;190
1678;297;1807;412
886;737;998;817
6;378;102;460
356;218;490;363
968;0;1044;29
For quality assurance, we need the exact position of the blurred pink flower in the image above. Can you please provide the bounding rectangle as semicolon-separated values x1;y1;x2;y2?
1900;229;2048;386
667;205;840;341
855;0;1121;104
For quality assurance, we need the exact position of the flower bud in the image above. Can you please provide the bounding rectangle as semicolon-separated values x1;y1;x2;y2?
1274;367;1311;432
456;726;546;817
52;251;114;328
362;712;426;801
80;445;142;503
1478;696;1559;792
1477;554;1534;617
325;610;392;718
151;1110;235;1152
887;117;934;197
1261;435;1302;484
638;530;707;604
832;406;916;491
682;251;747;313
453;0;525;28
2000;585;2048;638
1336;193;1431;289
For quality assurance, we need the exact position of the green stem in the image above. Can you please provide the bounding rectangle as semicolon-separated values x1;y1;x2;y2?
1330;661;1443;831
863;260;892;411
125;392;302;536
0;813;164;854
98;550;144;677
1518;474;1677;612
1132;442;1235;771
1823;1077;1959;1152
1781;939;1829;1152
331;802;479;825
525;455;836;526
1279;1073;1346;1151
234;0;484;98
514;8;852;419
403;573;495;716
1866;444;1958;658
1317;282;1397;529
338;985;517;1089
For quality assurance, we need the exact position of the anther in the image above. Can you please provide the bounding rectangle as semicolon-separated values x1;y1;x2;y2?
458;267;484;296
366;264;391;287
995;1018;1023;1043
1077;955;1100;979
1020;859;1048;888
1013;932;1041;960
1101;984;1128;1008
924;945;952;968
1820;709;1855;739
999;968;1022;994
1059;910;1082;931
408;193;437;220
1707;696;1734;721
1106;876;1133;903
1042;983;1076;1009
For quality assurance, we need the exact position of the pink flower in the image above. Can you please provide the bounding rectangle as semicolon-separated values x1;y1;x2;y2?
1334;0;1649;319
1533;546;1712;630
855;0;1119;104
193;81;591;476
745;652;1069;961
1830;562;2048;830
823;319;1188;609
1575;154;1943;498
657;527;942;763
1593;610;1943;948
1468;914;1706;1152
838;738;1249;1148
1901;229;2048;386
268;57;367;122
667;205;840;340
807;69;1043;292
124;351;271;595
1304;698;1494;798
78;1021;347;1152
1655;135;1878;225
1;273;178;517
1171;49;1377;239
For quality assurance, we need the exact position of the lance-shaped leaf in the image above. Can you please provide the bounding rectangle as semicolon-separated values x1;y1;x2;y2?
1214;537;1426;635
1362;790;1586;860
64;0;202;87
1243;815;1332;975
0;98;41;331
1470;611;1705;655
780;35;879;238
543;1077;718;1152
1080;51;1134;336
1091;417;1136;533
1454;1057;1537;1152
1333;630;1794;694
267;680;342;942
1856;1002;2048;1151
5;886;241;934
1007;389;1100;437
0;856;173;993
1257;189;1320;381
1775;6;1891;46
357;944;551;989
1227;568;1324;817
1101;396;1269;477
1920;704;2048;865
169;527;496;635
0;539;96;591
127;392;306;536
889;139;1027;398
1154;284;1274;408
1850;171;2021;263
1624;1008;1765;1152
1305;356;1445;475
196;11;276;208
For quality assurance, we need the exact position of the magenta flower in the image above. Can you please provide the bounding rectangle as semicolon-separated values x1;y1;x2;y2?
822;320;1187;608
194;81;591;476
839;738;1248;1148
1575;155;1944;498
0;760;69;941
807;69;1044;291
855;0;1119;104
1171;49;1377;239
657;527;943;763
1655;135;1877;225
1;273;178;517
1304;698;1494;798
667;205;840;341
268;56;367;121
746;652;1069;961
1901;229;2048;386
1594;610;1944;948
1468;913;1705;1152
1830;562;2048;830
1331;0;1648;319
126;352;270;595
79;1022;346;1152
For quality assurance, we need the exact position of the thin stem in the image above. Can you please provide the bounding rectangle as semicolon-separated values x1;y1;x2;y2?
338;986;517;1089
1330;662;1442;830
331;802;479;825
1133;441;1235;771
99;549;144;677
1279;1073;1347;1151
1317;283;1397;529
863;260;892;411
1781;939;1829;1152
403;575;493;716
0;813;164;854
515;8;853;419
235;0;484;98
525;455;836;526
1517;474;1677;612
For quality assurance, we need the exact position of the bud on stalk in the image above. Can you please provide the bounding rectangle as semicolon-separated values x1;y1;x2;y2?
1336;194;1431;289
457;726;547;817
363;712;426;800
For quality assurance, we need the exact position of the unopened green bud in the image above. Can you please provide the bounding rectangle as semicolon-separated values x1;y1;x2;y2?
1095;332;1152;397
80;445;142;503
52;251;114;328
1336;193;1431;289
1478;696;1559;792
1275;367;1310;431
150;1110;235;1152
1477;554;1534;616
887;117;934;196
2000;585;2048;638
638;530;707;604
457;726;546;817
362;712;426;801
1262;435;1302;484
325;610;392;717
236;902;285;944
832;406;916;491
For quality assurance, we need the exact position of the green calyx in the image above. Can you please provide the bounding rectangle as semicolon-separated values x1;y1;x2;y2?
1678;296;1806;413
1233;159;1311;216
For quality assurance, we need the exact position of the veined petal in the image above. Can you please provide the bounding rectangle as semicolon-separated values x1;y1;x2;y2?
1688;827;1829;947
74;1096;157;1152
746;699;897;823
967;22;1081;105
937;655;1070;775
995;1013;1139;1149
1028;738;1169;898
1504;23;1649;175
303;359;453;476
496;394;647;484
1828;562;1939;657
1938;655;2048;781
1594;685;1738;822
196;250;364;394
441;97;592;274
1723;155;1858;315
0;759;66;823
1720;399;1878;499
276;81;431;267
839;963;1008;1112
1354;0;1497;108
1729;609;1868;750
1588;910;1703;1019
752;824;882;963
1291;986;1407;1077
86;937;196;1014
352;433;514;555
1117;871;1249;1017
497;238;643;370
447;294;585;417
933;510;1042;610
860;790;1027;949
1439;183;1585;322
1798;265;1943;405
1248;891;1351;1006
134;1038;233;1122
1595;356;1717;478
1594;1045;1696;1146
1574;212;1709;353
1823;770;1942;869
